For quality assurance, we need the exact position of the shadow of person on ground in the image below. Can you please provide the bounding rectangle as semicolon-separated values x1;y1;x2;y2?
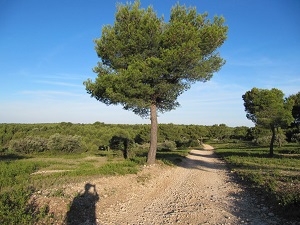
65;183;99;225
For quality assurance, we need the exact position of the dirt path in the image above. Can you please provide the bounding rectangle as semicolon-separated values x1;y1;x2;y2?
44;144;286;224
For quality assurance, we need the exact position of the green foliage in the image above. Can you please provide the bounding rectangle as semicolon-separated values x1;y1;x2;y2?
0;186;35;224
109;135;131;150
0;160;48;189
98;160;139;175
253;132;287;147
7;133;83;154
189;139;200;147
130;156;147;165
158;140;177;151
208;124;233;141
0;123;221;155
175;139;191;149
9;136;48;154
232;126;250;140
0;159;50;224
48;133;82;152
253;135;274;146
85;1;227;117
66;160;139;176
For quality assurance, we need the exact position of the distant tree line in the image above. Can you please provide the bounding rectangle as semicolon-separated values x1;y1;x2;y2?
1;121;299;156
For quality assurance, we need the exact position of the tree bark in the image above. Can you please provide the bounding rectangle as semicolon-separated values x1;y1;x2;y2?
147;103;158;164
269;126;275;157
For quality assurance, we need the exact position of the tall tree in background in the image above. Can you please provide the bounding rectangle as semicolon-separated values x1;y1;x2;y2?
242;88;294;156
84;1;228;164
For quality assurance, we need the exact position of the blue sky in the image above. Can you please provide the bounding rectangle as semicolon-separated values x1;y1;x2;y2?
0;0;299;127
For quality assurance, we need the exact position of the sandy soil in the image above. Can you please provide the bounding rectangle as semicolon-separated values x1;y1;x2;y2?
34;144;292;224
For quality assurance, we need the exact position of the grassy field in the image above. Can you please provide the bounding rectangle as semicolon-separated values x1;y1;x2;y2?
0;148;189;224
212;141;300;219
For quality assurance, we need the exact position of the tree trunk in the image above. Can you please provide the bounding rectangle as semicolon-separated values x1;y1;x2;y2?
123;138;128;159
147;103;158;164
269;126;275;157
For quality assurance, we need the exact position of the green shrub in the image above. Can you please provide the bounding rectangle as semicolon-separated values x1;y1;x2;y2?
0;186;34;224
130;156;147;165
97;161;138;175
215;142;300;219
158;140;176;151
9;136;48;154
0;159;50;224
189;139;200;147
8;134;84;154
253;133;287;147
175;139;191;148
253;136;271;146
47;133;83;153
0;160;47;189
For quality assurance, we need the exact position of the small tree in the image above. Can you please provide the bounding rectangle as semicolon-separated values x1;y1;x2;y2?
84;1;227;164
109;135;132;159
232;126;250;140
242;88;294;156
208;124;231;141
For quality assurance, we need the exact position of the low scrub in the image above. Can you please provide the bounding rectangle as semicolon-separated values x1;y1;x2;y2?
214;141;300;219
8;133;84;154
0;152;141;224
0;159;50;224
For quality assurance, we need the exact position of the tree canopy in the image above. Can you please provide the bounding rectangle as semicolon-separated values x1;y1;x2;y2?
242;88;294;156
84;1;228;163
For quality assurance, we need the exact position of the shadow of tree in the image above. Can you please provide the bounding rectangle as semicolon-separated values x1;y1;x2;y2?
65;183;99;225
179;152;225;171
0;153;30;161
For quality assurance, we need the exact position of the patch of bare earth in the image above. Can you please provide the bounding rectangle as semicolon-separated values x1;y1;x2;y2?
33;145;293;224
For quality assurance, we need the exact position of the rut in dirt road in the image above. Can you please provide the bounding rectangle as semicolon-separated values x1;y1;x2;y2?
95;145;282;225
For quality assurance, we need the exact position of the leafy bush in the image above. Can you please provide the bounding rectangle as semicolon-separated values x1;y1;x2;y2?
189;139;200;147
0;159;50;224
158;140;176;151
130;156;147;165
8;134;84;154
253;136;272;146
175;139;191;148
9;136;48;154
48;133;82;153
253;133;287;147
0;186;35;224
0;160;47;189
